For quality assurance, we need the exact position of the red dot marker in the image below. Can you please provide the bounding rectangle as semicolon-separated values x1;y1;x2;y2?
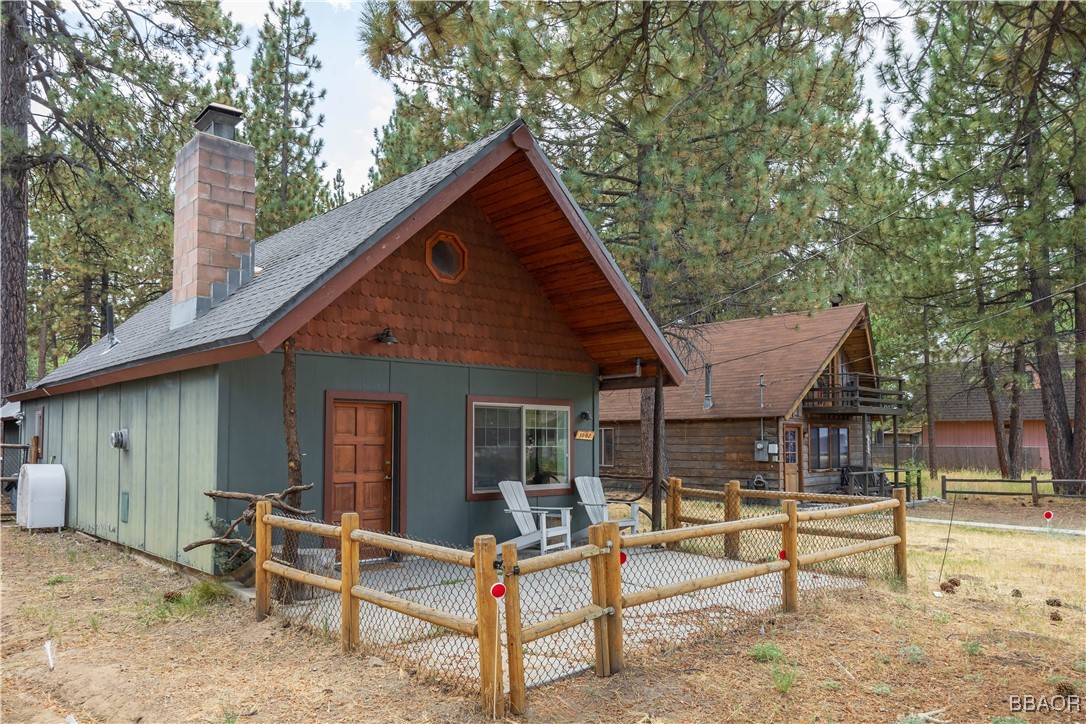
490;582;506;599
779;550;788;561
620;551;628;565
1044;510;1053;521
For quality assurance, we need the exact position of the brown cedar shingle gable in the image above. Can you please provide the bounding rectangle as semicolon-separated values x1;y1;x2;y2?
599;304;872;421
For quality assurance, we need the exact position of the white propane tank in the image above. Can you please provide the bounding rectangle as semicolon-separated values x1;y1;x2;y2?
16;464;66;531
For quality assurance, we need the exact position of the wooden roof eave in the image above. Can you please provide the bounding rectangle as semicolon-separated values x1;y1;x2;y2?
508;127;687;388
783;304;871;420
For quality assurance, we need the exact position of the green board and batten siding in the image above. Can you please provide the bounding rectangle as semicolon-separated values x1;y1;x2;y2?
217;351;598;546
35;351;598;570
36;369;218;571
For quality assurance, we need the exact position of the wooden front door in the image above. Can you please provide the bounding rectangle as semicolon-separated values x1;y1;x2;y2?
328;401;394;554
783;424;802;492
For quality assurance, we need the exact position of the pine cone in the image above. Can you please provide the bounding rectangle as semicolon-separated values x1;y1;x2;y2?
940;581;957;594
1010;589;1022;598
1046;598;1062;607
1050;610;1063;621
163;590;182;602
947;577;961;588
1055;681;1077;697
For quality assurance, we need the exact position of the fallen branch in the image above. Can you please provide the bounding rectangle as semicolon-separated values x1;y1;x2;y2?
202;489;315;516
183;536;256;554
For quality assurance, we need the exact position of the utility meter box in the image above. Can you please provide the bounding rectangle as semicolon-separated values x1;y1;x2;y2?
767;443;780;462
754;439;770;462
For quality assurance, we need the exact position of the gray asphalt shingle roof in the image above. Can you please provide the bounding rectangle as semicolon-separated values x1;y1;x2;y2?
29;122;522;391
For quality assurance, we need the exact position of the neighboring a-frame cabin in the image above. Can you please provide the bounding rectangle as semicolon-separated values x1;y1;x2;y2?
598;304;903;493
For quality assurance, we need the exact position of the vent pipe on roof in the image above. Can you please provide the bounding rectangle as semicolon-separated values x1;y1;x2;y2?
703;364;713;410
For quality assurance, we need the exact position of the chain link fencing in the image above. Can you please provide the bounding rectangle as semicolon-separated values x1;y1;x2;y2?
678;487;897;579
511;557;598;688
264;513;480;695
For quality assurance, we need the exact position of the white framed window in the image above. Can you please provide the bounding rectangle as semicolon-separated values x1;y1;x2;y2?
470;400;571;495
600;427;615;467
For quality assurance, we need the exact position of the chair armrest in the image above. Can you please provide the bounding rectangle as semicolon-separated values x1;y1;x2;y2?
528;505;573;513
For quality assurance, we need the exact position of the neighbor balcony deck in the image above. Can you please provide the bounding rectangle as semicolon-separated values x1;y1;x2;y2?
803;372;905;417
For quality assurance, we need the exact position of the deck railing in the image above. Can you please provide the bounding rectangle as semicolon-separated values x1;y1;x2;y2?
803;371;906;416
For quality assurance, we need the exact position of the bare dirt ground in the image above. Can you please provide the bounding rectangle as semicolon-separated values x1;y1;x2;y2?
909;495;1086;530
3;521;1084;723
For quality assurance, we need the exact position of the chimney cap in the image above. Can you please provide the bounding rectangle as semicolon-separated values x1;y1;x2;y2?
195;103;244;139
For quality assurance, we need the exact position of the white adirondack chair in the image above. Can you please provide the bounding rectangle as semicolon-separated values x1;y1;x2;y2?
573;475;639;541
498;480;572;553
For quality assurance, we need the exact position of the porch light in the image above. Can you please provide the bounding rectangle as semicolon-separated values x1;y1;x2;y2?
375;328;399;345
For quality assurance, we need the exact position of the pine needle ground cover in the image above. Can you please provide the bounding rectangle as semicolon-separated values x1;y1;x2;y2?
2;521;1082;722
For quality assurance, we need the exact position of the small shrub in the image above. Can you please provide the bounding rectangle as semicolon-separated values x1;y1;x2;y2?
822;679;841;691
901;645;925;665
990;717;1027;724
1072;659;1086;674
961;641;984;656
750;643;784;663
89;613;101;632
45;574;71;586
932;613;951;623
771;665;797;694
147;581;232;623
873;684;893;695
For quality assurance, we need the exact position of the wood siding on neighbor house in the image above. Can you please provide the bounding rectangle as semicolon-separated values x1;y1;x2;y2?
295;196;596;375
920;419;1053;471
603;416;866;492
35;368;218;571
216;351;599;549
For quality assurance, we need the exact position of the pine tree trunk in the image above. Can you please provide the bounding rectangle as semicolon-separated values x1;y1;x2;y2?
37;268;51;381
98;272;110;337
1070;189;1086;487
922;306;939;479
1;0;30;400
1027;263;1074;485
277;335;304;602
79;274;95;350
1008;345;1024;480
979;349;1010;478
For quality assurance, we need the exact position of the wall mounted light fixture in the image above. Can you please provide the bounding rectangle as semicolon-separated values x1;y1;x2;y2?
375;328;399;345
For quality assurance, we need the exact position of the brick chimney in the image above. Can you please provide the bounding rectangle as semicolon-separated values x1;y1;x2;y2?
170;103;256;329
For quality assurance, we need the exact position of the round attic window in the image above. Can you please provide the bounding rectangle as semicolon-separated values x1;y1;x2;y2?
425;230;467;284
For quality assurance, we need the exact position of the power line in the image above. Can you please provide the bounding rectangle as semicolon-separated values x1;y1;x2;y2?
664;102;1083;328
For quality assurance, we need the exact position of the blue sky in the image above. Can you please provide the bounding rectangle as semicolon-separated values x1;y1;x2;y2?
221;1;395;194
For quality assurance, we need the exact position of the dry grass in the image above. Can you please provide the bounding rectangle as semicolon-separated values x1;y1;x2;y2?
3;518;1084;723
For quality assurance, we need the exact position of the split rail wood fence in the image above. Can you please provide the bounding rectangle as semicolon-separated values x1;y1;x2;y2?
941;475;1086;505
254;484;908;716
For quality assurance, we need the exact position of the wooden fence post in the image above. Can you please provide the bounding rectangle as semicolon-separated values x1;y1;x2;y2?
892;488;908;584
339;512;360;652
501;541;526;716
1030;476;1039;507
941;474;947;500
30;435;40;464
601;521;624;674
724;480;741;559
666;477;682;549
473;535;504;716
588;524;611;677
255;500;272;621
782;500;798;613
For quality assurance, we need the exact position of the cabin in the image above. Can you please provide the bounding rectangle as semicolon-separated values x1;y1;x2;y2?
916;364;1076;472
598;304;904;493
10;105;684;573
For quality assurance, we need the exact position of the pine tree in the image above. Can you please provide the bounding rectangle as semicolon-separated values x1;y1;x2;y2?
1;1;239;392
878;2;1085;484
247;0;328;239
